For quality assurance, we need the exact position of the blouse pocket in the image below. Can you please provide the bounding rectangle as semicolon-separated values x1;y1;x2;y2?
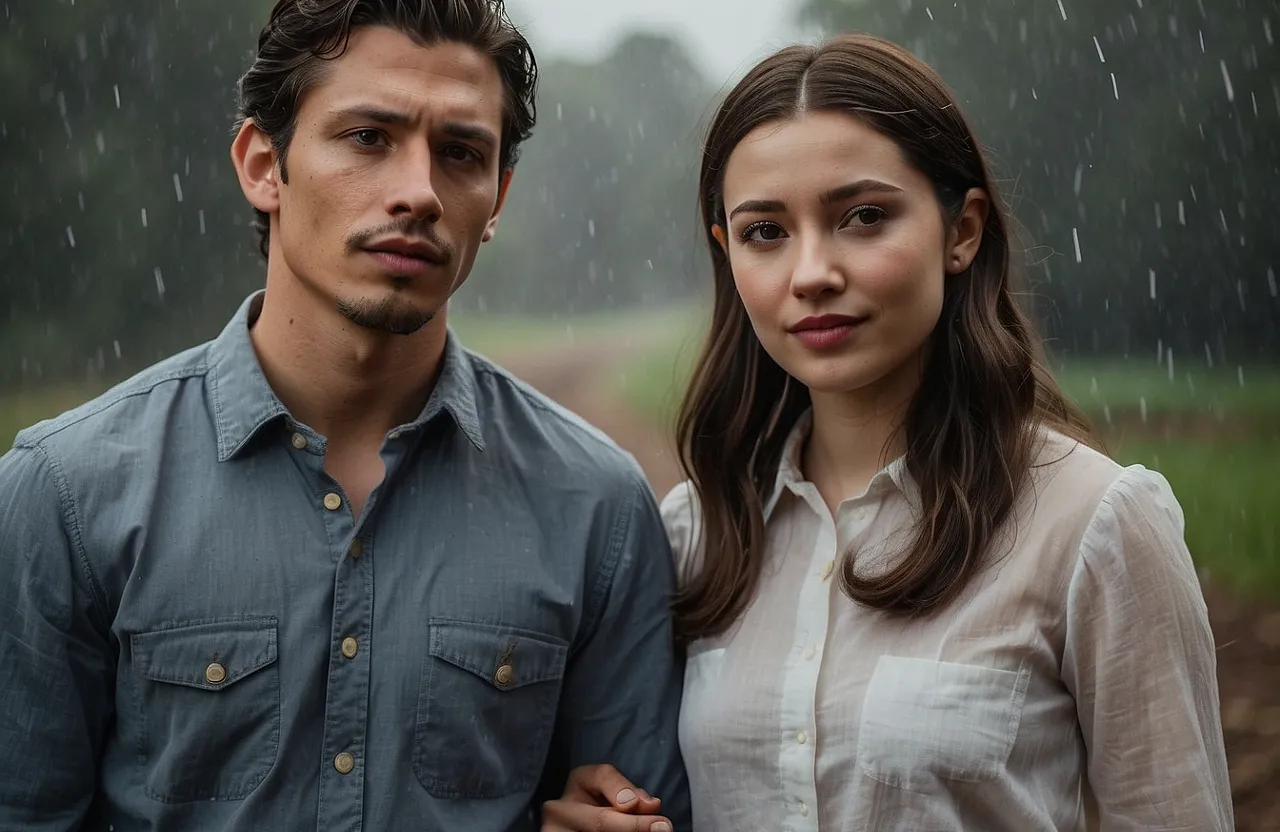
857;655;1030;792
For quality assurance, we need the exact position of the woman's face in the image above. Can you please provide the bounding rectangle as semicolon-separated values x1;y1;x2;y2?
714;110;986;403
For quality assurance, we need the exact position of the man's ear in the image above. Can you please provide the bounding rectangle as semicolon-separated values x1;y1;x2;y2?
482;168;515;243
231;119;281;216
945;187;989;275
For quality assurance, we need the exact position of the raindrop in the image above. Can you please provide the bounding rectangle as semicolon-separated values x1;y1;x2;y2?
1093;36;1106;63
556;102;562;121
1167;350;1174;382
153;267;166;298
113;341;122;359
1266;18;1274;46
588;219;595;238
1148;268;1156;299
172;173;184;203
95;132;105;154
66;227;76;248
1178;201;1186;225
1071;228;1082;263
1220;60;1234;102
113;85;120;109
1056;0;1067;21
1268;267;1277;297
1155;202;1162;229
1073;163;1083;196
198;210;206;235
927;7;934;20
141;208;148;228
1238;367;1245;388
1110;73;1119;100
1139;396;1148;423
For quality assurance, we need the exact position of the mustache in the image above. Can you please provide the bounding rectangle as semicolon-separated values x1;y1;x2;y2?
346;219;454;264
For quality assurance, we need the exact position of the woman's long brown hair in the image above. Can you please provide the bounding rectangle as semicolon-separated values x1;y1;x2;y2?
673;34;1100;644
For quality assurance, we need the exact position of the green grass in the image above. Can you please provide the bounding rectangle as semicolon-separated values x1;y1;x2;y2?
1053;360;1280;421
1111;439;1280;594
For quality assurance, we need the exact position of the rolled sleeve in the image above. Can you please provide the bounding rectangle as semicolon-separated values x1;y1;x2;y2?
1062;465;1234;830
0;443;113;830
549;473;692;828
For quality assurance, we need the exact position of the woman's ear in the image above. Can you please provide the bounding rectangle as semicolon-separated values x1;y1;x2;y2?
711;224;728;256
945;187;990;275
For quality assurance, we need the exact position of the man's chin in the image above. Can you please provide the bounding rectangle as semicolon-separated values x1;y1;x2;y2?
336;296;435;336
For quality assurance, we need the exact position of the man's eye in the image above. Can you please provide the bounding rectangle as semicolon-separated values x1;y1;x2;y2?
442;144;480;163
350;129;383;147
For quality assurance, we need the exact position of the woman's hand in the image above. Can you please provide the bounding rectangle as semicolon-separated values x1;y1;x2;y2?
541;764;674;832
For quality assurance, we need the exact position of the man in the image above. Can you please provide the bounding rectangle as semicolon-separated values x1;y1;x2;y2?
0;1;690;829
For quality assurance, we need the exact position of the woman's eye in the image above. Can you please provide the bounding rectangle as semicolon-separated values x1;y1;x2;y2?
848;206;886;226
742;222;786;243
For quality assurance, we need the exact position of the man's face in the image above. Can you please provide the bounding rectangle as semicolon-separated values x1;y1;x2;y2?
246;27;510;335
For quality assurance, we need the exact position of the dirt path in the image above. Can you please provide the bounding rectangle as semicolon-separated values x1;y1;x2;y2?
495;339;1280;830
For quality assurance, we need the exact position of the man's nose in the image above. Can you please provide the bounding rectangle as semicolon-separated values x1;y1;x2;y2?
387;147;444;222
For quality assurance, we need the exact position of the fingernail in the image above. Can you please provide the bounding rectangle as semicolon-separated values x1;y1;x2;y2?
616;788;637;804
653;823;672;832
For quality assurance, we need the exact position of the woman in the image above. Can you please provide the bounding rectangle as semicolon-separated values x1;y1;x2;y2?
542;33;1233;831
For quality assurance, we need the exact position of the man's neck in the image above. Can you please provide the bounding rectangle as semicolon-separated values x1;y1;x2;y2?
248;281;448;444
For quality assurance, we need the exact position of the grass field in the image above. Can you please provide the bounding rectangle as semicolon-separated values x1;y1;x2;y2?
3;307;1277;597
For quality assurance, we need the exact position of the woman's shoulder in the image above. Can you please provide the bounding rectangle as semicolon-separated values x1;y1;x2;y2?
659;480;704;584
1025;427;1185;554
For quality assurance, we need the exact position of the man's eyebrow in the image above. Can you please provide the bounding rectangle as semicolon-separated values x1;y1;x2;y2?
328;105;413;126
442;121;498;148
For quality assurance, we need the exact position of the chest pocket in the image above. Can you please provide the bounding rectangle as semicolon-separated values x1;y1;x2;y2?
129;617;280;802
413;618;569;799
857;655;1030;793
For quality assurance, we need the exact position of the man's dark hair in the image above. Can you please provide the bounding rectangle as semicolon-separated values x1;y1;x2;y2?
236;0;539;258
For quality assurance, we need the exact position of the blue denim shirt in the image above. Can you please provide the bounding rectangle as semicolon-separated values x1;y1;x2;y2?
0;292;691;831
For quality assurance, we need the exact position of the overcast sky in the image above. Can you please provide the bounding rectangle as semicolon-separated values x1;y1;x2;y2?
511;0;808;82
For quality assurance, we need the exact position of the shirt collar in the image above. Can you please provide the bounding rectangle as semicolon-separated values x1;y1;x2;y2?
207;291;484;461
761;408;921;520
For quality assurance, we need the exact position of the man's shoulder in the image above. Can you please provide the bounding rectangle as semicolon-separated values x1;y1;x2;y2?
463;348;648;493
12;342;214;454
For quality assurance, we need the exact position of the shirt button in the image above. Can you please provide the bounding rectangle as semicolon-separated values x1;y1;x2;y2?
323;492;343;511
341;637;359;659
349;539;363;559
797;730;807;745
205;662;227;685
494;663;515;687
821;560;835;580
802;646;816;661
291;432;308;450
334;752;355;775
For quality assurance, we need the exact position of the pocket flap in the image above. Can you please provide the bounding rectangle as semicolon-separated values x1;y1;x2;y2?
132;617;279;691
428;618;568;691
